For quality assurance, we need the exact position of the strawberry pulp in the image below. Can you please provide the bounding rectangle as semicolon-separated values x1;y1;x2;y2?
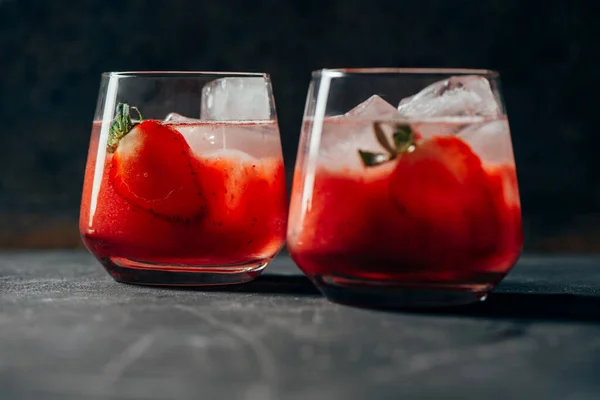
288;119;522;291
80;120;287;270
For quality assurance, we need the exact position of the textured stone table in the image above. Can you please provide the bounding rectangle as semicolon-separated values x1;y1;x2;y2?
1;252;600;400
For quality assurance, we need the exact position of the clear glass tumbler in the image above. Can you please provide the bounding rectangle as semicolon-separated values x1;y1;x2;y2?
287;68;522;308
80;72;287;286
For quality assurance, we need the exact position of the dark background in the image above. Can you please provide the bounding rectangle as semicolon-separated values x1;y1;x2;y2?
0;0;597;251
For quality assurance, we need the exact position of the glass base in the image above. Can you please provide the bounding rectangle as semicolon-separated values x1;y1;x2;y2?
313;274;493;309
101;256;270;286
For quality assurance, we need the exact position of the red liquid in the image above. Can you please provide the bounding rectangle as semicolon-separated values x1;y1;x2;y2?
80;121;287;267
288;142;522;287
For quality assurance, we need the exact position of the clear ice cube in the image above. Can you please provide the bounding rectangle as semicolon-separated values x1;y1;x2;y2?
164;112;200;123
174;124;225;154
457;119;514;165
201;77;271;121
319;95;402;170
398;75;501;119
172;122;279;159
412;116;488;139
202;148;258;163
162;112;224;153
345;94;404;120
163;111;280;159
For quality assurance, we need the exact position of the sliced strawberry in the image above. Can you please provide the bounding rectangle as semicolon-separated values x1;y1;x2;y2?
110;120;207;219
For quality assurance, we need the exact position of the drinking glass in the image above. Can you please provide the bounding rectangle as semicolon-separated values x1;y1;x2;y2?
287;68;522;308
80;72;287;286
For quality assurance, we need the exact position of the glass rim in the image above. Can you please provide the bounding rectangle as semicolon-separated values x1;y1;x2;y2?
101;71;270;79
313;68;500;78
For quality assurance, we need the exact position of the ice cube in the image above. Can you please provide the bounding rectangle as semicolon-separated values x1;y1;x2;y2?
163;112;280;158
217;123;281;159
162;112;225;153
412;116;488;139
164;112;200;123
203;148;258;163
398;76;501;119
345;94;403;120
457;119;514;165
318;96;402;171
171;120;280;159
174;123;225;154
201;77;271;121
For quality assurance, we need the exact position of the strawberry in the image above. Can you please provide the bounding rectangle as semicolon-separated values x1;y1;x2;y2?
358;123;499;255
107;104;206;219
387;136;490;220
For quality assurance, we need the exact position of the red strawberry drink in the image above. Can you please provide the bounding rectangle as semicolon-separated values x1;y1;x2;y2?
288;72;523;307
81;101;287;285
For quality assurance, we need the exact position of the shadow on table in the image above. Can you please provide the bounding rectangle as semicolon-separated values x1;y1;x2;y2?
243;280;600;322
162;274;322;297
149;273;600;322
227;274;322;296
407;291;600;324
